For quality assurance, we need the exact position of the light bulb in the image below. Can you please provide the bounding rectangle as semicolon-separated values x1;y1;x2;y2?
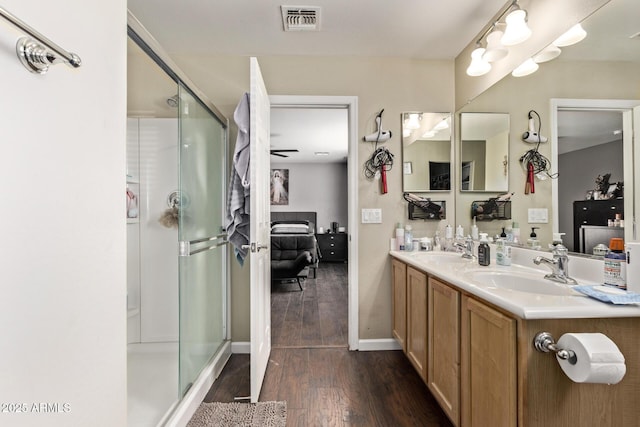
512;58;539;77
501;9;532;46
466;47;491;77
553;23;587;47
405;113;421;130
533;44;561;63
483;30;508;62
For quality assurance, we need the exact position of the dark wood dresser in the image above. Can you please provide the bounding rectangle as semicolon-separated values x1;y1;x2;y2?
316;233;348;262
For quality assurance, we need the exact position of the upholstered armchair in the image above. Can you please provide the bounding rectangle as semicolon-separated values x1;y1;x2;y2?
271;235;318;290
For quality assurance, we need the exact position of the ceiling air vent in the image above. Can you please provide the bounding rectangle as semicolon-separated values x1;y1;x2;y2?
281;6;320;32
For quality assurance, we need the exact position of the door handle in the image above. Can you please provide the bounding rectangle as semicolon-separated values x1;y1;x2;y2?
241;242;268;252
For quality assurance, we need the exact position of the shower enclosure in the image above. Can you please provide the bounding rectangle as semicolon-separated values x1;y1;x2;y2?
126;16;230;426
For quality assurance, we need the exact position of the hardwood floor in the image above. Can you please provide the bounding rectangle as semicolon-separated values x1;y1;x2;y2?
271;262;348;348
203;262;453;426
204;350;453;426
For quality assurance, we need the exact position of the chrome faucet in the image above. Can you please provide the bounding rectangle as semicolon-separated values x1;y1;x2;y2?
454;236;475;259
533;244;577;284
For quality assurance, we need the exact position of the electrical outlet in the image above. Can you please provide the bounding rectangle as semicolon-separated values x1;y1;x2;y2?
361;208;382;223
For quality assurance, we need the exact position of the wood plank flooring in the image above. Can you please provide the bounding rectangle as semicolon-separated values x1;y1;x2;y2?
203;262;453;426
271;262;348;348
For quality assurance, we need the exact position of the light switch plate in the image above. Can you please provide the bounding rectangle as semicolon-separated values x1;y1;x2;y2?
361;208;382;224
528;208;549;223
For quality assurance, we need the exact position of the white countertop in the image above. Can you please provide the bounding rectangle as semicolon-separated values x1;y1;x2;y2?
390;247;640;320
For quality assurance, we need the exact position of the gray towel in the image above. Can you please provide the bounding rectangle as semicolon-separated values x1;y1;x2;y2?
226;93;251;265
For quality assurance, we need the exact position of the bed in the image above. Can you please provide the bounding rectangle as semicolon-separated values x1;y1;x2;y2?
270;211;320;278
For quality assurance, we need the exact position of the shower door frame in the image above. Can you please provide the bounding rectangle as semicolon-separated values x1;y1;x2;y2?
128;12;232;426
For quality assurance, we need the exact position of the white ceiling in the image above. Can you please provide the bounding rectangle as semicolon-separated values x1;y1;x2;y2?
127;0;508;60
127;0;640;162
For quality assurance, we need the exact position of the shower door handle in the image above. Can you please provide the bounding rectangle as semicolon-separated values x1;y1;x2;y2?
179;234;228;256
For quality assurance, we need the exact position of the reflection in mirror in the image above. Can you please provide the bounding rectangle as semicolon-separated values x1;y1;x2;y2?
454;0;640;251
460;113;509;192
401;112;452;192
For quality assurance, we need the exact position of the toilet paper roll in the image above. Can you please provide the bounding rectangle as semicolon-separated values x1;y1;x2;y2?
556;333;626;384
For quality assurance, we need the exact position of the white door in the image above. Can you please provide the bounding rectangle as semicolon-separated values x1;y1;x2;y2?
249;57;272;402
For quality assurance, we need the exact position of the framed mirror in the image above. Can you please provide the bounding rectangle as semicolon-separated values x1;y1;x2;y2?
460;112;509;192
401;112;452;192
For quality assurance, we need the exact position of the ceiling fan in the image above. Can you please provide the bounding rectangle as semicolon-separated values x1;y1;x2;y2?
270;149;299;158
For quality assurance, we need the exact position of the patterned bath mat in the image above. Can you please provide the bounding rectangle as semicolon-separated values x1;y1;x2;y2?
187;401;287;427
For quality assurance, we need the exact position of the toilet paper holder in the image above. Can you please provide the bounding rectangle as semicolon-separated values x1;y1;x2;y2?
533;332;577;365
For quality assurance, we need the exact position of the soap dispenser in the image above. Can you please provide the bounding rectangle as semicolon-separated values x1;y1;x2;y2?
527;227;540;249
478;233;490;266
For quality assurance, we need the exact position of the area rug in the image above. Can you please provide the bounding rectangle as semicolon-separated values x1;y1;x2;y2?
187;401;287;427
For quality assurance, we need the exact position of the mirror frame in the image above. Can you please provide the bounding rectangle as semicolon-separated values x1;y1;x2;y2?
401;111;453;193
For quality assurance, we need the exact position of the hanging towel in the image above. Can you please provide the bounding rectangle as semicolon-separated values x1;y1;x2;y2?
226;93;251;265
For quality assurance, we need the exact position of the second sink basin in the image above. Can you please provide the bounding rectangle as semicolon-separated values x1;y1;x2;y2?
464;270;580;296
408;251;475;265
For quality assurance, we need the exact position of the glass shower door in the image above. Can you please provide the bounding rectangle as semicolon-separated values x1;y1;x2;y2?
177;85;227;396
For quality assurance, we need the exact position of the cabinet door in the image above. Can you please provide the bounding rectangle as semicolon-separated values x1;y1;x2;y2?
407;266;428;381
461;296;516;427
391;259;407;351
428;278;460;426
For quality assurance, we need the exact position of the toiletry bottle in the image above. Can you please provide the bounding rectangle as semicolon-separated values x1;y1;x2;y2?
550;232;565;249
444;224;453;251
505;224;513;242
527;227;540;249
500;227;507;239
478;233;490;266
433;231;442;251
396;223;405;251
404;225;413;251
512;221;520;243
496;238;512;266
471;217;479;241
456;224;464;239
604;237;626;289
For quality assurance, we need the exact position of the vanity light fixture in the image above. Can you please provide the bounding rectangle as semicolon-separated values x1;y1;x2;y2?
466;46;492;76
466;0;530;77
404;113;422;130
421;130;437;139
533;44;562;63
553;23;587;47
483;27;508;62
512;58;539;77
402;128;411;138
501;7;532;46
433;117;450;131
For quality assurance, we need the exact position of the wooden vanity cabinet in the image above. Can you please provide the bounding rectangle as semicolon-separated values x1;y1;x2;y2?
391;258;407;351
461;295;517;427
406;266;428;381
428;277;460;425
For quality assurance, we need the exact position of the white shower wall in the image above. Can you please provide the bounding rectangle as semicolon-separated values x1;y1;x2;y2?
127;118;179;344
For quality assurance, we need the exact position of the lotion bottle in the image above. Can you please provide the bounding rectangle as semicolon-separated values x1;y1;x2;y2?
471;217;479;241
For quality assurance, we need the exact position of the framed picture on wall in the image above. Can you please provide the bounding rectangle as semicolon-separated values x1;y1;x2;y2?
270;169;289;205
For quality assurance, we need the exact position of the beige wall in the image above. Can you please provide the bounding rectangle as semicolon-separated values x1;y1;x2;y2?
170;55;454;341
455;59;640;244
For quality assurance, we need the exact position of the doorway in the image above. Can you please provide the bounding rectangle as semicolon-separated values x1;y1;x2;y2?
551;98;640;250
269;95;359;350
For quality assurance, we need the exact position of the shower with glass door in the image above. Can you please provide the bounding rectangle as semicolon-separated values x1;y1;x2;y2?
126;20;230;426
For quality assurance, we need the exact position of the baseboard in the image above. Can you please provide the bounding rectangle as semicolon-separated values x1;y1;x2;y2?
232;339;398;353
358;338;402;351
162;340;232;427
231;341;250;354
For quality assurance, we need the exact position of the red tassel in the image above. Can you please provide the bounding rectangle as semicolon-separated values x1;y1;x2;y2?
381;166;388;194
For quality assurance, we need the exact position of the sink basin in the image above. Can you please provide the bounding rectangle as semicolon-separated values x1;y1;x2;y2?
408;251;475;264
464;270;580;296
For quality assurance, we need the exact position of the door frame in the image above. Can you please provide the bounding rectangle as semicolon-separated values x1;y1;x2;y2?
550;98;640;244
270;95;359;350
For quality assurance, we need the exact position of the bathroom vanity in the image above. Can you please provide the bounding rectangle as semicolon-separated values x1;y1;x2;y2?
390;249;640;427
